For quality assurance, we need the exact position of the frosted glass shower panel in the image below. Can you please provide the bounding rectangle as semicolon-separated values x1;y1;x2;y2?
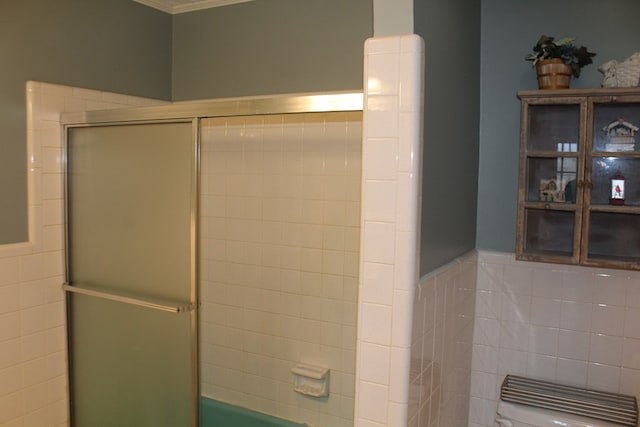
69;294;192;427
66;122;196;427
199;112;362;427
67;123;193;301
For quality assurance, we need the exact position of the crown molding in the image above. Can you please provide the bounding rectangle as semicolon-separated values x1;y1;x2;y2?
133;0;255;14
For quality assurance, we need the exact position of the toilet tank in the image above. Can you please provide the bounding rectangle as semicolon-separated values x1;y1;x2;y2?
496;401;631;427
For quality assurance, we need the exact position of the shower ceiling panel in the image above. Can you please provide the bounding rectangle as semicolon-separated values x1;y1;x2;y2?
133;0;255;14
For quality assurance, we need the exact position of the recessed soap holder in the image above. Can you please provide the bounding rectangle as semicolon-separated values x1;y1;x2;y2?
291;363;329;397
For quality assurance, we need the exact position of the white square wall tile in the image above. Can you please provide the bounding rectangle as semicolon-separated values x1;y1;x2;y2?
358;381;389;424
589;334;622;366
389;347;411;403
361;262;394;305
0;258;20;286
526;353;557;380
503;264;533;295
475;290;502;320
556;358;588;387
392;289;414;347
528;326;558;356
470;371;499;400
359;342;391;385
471;344;499;374
501;294;531;323
497;348;527;377
619;367;640;397
19;255;44;283
359;303;393;346
363;180;397;222
587;363;621;393
366;54;400;96
395;172;420;232
624;308;640;339
591;273;628;306
622;338;640;369
626;281;640;308
591;304;624;336
561;270;594;302
365;96;399;139
500;321;530;355
531;269;564;300
476;262;503;292
362;222;396;265
560;300;592;332
557;329;590;361
363;139;398;181
394;231;418;291
473;317;500;347
530;297;561;327
365;36;401;55
399;51;423;112
398;114;421;174
400;35;423;54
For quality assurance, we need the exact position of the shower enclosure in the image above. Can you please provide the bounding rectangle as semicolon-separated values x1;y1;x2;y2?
62;93;363;427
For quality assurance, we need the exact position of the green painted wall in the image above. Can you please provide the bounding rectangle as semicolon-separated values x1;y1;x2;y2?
374;0;413;36
477;0;640;251
172;0;373;100
415;0;481;273
0;0;172;244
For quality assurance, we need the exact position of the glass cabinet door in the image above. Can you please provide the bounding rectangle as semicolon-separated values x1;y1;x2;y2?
583;98;640;266
518;101;584;261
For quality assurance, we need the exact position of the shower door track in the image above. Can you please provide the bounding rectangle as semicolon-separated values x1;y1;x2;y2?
61;91;363;125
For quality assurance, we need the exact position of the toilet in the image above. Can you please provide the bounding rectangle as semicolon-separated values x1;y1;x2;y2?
496;401;630;427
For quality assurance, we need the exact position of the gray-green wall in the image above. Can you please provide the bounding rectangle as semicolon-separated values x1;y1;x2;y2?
477;0;640;252
1;0;373;245
415;0;481;273
172;0;372;100
0;0;172;244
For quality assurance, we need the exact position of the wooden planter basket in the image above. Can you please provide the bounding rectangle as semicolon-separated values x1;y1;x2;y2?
536;58;572;89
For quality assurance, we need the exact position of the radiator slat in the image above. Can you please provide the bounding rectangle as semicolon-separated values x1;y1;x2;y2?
500;375;638;427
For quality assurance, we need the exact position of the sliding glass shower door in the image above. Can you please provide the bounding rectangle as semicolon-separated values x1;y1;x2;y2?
65;122;198;427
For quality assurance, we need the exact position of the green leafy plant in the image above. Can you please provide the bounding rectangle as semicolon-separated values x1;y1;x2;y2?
525;35;597;78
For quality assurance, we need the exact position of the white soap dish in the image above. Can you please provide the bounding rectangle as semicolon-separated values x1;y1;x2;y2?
291;363;330;397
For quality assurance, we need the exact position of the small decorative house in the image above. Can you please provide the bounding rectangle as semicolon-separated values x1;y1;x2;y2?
539;178;565;202
603;118;639;151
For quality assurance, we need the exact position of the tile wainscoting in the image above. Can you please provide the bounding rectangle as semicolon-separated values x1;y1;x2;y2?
410;252;477;427
470;251;640;427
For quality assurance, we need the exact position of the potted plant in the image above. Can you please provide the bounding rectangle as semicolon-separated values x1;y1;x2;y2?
526;35;597;89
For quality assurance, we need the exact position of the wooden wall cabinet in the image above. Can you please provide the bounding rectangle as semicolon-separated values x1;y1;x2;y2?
516;88;640;270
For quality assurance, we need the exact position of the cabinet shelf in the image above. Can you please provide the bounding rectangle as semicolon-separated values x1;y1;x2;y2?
527;151;580;159
589;204;640;214
592;151;640;158
517;88;640;271
524;202;577;211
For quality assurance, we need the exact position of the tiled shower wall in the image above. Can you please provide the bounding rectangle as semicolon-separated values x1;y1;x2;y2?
199;112;362;427
0;82;164;426
409;252;477;427
469;251;640;427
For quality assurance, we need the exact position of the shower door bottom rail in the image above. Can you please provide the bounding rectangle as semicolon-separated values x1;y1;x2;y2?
62;283;194;313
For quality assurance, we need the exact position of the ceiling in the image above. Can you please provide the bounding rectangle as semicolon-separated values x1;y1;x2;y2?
133;0;255;14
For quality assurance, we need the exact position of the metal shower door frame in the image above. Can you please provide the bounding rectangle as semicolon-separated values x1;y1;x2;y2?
63;117;201;427
61;91;363;427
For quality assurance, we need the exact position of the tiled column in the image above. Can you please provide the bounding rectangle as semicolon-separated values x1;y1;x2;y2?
355;34;424;427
